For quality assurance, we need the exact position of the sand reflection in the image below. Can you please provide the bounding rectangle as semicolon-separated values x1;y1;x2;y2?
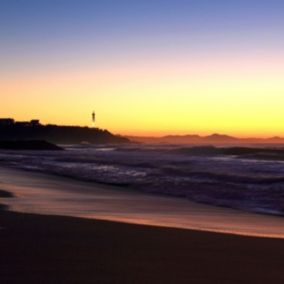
1;167;284;239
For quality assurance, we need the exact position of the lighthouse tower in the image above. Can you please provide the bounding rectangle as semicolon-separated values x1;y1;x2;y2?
92;111;96;127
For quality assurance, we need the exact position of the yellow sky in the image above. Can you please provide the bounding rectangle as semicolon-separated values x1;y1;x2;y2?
1;54;284;137
2;0;284;138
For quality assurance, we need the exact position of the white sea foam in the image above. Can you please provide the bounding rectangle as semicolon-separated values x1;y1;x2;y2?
1;144;284;216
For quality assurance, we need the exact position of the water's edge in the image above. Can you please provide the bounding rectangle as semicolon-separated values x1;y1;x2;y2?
2;166;284;239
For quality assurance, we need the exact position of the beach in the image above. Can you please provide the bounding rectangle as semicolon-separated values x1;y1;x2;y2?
2;167;284;238
2;206;284;284
2;0;284;282
1;168;284;283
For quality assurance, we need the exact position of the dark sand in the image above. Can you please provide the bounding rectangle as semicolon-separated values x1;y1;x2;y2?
0;189;14;198
1;190;284;284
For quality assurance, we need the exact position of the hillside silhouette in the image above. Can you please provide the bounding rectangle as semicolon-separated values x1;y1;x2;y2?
0;119;129;144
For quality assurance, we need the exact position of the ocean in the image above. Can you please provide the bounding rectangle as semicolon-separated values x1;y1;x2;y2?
1;144;284;216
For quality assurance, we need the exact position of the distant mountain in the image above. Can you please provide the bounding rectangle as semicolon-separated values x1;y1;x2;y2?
127;133;284;145
0;121;129;144
163;134;201;139
204;133;237;142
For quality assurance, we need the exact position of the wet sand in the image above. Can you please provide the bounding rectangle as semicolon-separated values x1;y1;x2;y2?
1;167;284;283
1;198;284;283
1;167;284;238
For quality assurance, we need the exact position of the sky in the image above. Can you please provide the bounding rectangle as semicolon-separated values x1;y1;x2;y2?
1;0;284;137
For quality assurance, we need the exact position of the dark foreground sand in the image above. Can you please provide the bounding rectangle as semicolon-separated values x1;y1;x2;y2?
1;191;284;284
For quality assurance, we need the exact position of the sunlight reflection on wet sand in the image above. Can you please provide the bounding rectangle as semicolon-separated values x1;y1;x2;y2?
1;167;284;239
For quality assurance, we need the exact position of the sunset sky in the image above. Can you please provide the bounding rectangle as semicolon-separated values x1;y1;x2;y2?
1;0;284;137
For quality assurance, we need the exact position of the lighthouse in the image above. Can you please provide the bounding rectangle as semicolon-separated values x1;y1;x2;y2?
92;111;96;127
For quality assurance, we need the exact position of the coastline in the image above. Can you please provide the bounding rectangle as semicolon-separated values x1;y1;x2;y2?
1;168;284;283
2;166;284;238
1;192;284;283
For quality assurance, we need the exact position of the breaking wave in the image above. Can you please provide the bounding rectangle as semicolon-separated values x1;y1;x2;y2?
1;144;284;216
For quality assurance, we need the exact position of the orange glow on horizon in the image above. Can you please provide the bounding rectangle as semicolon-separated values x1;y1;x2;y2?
1;52;284;139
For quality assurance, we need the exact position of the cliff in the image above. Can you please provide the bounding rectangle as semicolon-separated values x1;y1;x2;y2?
0;140;63;150
0;124;129;144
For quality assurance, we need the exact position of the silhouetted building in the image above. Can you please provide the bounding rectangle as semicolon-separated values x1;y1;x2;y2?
15;121;31;127
4;119;42;127
30;120;40;126
0;118;15;126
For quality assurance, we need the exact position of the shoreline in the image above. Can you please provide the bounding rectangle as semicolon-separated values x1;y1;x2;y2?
1;196;284;283
2;170;284;283
2;166;284;238
2;144;284;219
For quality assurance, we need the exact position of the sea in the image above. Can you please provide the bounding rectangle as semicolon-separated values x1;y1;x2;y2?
1;144;284;216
